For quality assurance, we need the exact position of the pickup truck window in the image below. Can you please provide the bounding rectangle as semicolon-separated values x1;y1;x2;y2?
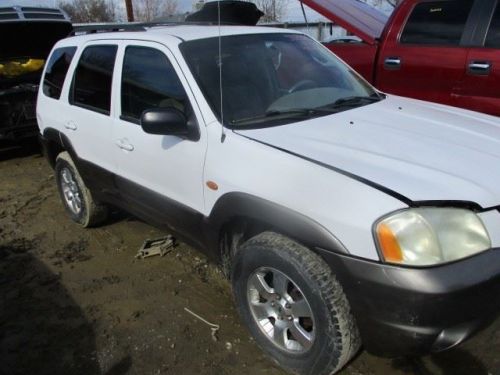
400;0;474;46
486;3;500;48
70;45;117;115
43;47;76;100
181;33;378;128
121;46;187;122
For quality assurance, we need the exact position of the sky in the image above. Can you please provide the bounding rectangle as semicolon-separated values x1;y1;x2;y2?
2;0;392;22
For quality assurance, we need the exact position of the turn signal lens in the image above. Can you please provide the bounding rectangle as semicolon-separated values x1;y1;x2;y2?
376;223;403;263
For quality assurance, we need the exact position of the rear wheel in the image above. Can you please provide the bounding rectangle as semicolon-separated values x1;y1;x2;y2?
55;152;108;227
231;232;360;375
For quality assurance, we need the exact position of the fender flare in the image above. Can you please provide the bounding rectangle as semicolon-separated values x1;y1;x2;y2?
204;192;349;256
42;127;79;168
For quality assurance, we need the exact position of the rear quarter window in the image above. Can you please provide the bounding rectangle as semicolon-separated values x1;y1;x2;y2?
70;45;117;115
43;46;77;100
400;0;474;46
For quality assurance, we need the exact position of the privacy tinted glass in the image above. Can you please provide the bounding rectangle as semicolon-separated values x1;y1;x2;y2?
121;47;187;121
71;45;117;114
400;0;474;45
43;47;76;99
486;3;500;48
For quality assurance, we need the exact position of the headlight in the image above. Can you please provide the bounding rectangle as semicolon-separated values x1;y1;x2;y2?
374;208;491;266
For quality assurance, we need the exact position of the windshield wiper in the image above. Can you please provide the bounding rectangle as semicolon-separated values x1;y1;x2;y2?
326;93;384;109
230;107;337;125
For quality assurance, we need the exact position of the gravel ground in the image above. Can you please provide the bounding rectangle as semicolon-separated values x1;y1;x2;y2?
0;142;498;375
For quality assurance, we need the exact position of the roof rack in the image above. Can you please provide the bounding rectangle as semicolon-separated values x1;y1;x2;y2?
71;21;242;35
0;6;70;22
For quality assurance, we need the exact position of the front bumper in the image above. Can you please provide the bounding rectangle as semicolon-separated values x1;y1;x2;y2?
318;248;500;357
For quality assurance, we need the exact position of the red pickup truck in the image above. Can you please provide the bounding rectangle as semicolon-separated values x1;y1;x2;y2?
304;0;500;116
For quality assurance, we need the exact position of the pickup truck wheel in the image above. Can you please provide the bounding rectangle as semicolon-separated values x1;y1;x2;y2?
231;232;360;375
55;152;108;228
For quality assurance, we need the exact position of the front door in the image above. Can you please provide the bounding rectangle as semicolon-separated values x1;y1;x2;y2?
111;42;207;241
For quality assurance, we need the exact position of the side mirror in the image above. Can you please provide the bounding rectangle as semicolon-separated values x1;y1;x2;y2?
140;107;198;140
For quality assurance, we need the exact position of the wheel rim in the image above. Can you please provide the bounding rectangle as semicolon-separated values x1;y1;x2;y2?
247;267;315;353
60;167;83;215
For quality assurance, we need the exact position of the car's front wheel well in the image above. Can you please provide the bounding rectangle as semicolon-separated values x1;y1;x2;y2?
219;217;272;278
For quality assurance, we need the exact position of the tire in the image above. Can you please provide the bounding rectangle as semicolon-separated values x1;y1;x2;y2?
55;151;108;228
231;232;360;375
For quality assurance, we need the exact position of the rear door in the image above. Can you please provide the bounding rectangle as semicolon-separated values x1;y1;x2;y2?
112;41;207;242
376;0;476;106
64;42;118;192
454;0;500;116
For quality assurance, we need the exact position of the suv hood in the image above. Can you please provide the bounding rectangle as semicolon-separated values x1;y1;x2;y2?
236;96;500;209
300;0;388;44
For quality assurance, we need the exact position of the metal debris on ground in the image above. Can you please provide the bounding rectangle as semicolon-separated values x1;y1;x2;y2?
135;235;176;259
184;307;220;342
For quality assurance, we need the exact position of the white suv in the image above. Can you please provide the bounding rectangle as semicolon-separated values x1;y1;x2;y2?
37;25;500;375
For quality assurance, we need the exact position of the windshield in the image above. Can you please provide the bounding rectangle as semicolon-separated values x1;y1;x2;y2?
180;33;380;128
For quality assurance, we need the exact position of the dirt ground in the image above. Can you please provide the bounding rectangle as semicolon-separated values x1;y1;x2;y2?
0;141;499;375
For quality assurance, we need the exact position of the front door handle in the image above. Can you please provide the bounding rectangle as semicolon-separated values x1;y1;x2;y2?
115;139;134;152
468;61;491;75
64;121;77;131
384;57;401;70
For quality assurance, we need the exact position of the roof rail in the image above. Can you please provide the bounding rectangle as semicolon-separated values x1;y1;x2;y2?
71;21;243;35
0;6;70;22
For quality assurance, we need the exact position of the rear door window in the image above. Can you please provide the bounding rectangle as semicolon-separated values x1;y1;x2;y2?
43;46;77;100
400;0;474;46
486;2;500;48
70;45;117;115
121;46;188;122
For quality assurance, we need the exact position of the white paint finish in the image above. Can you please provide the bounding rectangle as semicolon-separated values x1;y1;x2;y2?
37;40;119;176
478;210;500;248
110;40;207;212
238;95;500;209
37;26;500;262
203;125;407;260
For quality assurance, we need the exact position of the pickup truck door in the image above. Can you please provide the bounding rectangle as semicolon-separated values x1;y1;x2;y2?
453;0;500;116
376;0;476;106
112;41;207;243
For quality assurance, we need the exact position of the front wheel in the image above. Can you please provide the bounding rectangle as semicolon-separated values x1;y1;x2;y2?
55;151;108;227
231;232;360;375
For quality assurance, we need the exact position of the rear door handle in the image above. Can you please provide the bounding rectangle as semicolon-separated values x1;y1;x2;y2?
468;61;491;75
115;139;134;152
384;57;401;70
64;121;77;131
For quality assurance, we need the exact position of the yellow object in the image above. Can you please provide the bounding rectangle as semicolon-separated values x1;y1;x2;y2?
0;59;45;78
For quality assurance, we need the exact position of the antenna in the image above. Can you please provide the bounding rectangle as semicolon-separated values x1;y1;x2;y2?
217;1;226;143
300;1;309;32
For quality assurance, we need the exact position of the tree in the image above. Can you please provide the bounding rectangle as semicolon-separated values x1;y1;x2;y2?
59;0;116;23
251;0;287;22
134;0;179;22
